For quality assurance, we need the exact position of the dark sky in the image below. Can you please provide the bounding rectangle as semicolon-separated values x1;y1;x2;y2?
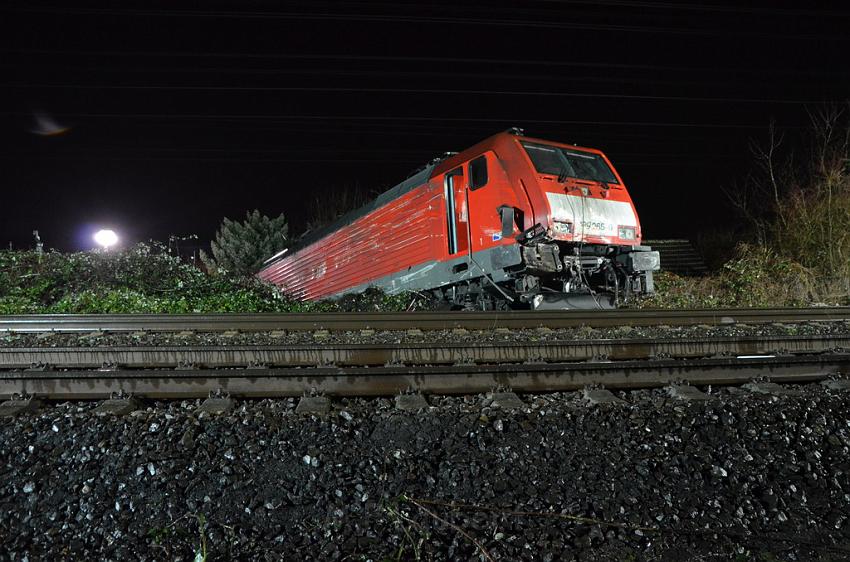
2;1;848;252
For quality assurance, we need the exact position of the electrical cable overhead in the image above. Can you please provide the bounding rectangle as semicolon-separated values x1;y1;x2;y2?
533;0;850;17
5;49;849;78
0;111;783;129
3;6;849;40
6;83;828;105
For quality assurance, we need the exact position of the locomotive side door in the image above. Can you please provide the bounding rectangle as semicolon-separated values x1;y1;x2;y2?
443;167;469;256
466;153;511;251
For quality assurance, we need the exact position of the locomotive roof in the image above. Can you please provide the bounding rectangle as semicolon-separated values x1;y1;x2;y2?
279;162;437;259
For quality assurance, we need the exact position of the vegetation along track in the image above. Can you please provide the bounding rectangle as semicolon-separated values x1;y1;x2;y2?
1;308;849;400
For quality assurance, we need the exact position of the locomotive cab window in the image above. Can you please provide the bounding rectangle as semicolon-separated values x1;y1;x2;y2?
521;141;619;185
469;155;488;191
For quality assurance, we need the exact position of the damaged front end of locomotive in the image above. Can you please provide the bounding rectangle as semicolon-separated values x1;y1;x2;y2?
510;223;660;310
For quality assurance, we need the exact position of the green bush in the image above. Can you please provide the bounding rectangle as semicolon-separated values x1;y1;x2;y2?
642;243;821;308
718;244;814;307
0;243;423;314
0;295;40;315
50;289;170;314
639;272;722;309
0;243;208;305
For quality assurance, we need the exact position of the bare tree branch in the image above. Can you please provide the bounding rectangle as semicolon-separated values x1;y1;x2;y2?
407;497;496;562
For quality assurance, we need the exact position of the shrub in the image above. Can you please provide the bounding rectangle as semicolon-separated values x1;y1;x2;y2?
770;108;850;280
50;289;170;314
202;210;288;275
0;243;425;314
638;272;723;309
642;243;822;308
0;295;40;315
717;244;815;307
727;107;850;285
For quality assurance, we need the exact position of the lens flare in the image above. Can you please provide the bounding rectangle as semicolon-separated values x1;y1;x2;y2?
31;111;71;137
94;229;119;249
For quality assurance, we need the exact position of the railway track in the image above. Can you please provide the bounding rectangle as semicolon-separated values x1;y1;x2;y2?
1;307;849;332
2;310;849;399
3;333;849;369
2;355;847;400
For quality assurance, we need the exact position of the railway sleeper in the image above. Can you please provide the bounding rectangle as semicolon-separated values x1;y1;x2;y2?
296;395;331;415
582;385;624;405
0;393;42;417
1;378;849;417
395;393;429;412
666;384;712;401
196;390;235;415
488;390;525;410
743;379;804;396
823;378;850;391
92;391;140;416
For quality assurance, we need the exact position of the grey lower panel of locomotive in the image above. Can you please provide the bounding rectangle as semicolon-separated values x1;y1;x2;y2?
331;243;659;309
340;244;523;298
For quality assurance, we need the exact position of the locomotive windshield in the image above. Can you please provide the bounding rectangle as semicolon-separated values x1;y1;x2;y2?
521;142;619;185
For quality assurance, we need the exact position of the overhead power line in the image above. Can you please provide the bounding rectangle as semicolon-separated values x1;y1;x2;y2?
0;153;737;165
0;112;787;130
2;62;846;88
54;121;728;143
7;49;847;78
534;0;850;17
3;6;848;40
5;145;739;158
7;83;826;105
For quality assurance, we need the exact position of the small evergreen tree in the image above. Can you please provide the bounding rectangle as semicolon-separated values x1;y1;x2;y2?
202;210;288;275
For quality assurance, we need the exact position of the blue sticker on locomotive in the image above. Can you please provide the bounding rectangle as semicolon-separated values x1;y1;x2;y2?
492;233;502;241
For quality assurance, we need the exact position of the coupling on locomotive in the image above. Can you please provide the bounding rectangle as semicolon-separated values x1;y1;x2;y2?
259;128;660;310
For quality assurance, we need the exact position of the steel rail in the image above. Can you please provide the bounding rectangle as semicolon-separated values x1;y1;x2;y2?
2;334;848;370
2;354;847;399
1;307;849;332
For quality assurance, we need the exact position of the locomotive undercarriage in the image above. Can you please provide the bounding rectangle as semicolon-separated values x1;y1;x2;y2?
514;241;658;310
433;240;660;311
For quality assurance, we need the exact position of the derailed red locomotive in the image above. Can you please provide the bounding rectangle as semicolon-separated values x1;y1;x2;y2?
259;129;660;309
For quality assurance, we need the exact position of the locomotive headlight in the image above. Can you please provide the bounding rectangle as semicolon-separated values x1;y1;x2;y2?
618;226;636;240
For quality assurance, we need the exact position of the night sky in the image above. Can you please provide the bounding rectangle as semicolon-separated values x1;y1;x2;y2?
2;1;848;252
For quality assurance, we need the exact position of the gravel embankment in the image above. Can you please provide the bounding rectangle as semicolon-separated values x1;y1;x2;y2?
2;387;850;561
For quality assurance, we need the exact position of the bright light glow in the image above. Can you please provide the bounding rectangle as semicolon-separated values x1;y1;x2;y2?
94;229;119;249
